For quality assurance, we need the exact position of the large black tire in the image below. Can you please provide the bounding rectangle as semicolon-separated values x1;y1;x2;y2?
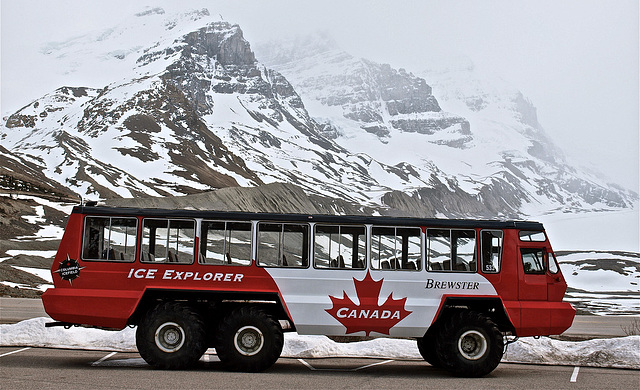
417;332;444;368
435;311;504;377
215;306;283;372
136;301;207;369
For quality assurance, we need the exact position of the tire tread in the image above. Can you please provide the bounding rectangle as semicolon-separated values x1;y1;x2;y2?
136;301;207;370
215;306;283;372
435;311;503;377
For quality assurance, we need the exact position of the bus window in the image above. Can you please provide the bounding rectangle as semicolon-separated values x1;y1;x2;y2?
82;216;137;262
371;226;421;271
314;224;365;269
548;252;559;274
521;248;545;274
200;221;251;266
257;223;309;267
481;230;503;273
519;230;546;242
141;219;195;264
427;229;476;272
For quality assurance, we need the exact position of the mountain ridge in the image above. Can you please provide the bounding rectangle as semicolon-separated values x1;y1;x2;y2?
1;8;636;220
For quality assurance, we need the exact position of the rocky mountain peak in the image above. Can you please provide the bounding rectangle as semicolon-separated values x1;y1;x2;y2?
137;20;257;71
143;21;261;116
363;60;441;115
181;21;256;66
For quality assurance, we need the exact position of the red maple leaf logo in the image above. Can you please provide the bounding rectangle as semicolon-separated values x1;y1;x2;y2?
326;271;412;336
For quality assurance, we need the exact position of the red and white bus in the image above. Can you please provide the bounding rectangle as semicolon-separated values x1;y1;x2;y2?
42;205;575;377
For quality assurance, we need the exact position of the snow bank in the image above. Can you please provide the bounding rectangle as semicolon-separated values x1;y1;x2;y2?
0;317;136;352
503;337;640;369
282;334;420;360
1;317;638;369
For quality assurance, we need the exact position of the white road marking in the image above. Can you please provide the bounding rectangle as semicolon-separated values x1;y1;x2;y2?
92;357;148;367
570;366;580;382
200;352;220;363
0;347;31;358
353;360;394;371
298;358;316;370
297;358;394;371
92;352;117;366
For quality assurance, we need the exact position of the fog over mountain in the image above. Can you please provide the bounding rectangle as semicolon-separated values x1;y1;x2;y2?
4;1;637;193
0;8;636;220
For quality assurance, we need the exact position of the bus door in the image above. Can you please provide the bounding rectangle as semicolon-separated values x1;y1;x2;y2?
519;247;567;302
518;245;551;335
519;247;547;300
546;251;566;301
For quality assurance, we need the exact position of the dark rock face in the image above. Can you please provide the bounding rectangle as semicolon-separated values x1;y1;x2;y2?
320;59;470;142
182;22;256;66
259;41;472;147
389;117;470;136
158;22;258;115
320;61;440;113
513;92;540;129
156;21;328;151
380;173;527;219
375;65;440;114
105;182;378;216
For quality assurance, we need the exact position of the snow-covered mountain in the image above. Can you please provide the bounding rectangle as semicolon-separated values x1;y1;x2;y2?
0;9;445;210
1;8;636;219
254;33;637;216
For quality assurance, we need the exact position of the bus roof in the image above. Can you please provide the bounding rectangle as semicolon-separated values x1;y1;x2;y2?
72;205;545;231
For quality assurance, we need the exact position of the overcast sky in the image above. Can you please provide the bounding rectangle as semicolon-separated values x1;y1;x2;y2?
1;0;638;191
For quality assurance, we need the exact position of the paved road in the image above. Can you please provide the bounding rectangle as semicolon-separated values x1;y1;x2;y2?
1;297;636;338
0;297;48;324
0;347;638;390
566;315;636;338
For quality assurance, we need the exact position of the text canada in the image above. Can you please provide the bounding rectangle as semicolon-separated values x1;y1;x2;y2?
335;308;402;320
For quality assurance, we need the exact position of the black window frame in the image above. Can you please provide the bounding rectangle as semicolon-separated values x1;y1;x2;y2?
256;222;310;268
313;224;366;270
548;251;560;274
521;247;546;274
81;216;138;262
370;225;422;271
480;229;503;274
140;218;196;264
199;220;252;266
519;230;547;242
427;228;477;273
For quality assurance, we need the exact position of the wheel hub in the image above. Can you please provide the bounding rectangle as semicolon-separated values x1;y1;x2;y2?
458;330;488;360
234;326;264;356
155;322;185;353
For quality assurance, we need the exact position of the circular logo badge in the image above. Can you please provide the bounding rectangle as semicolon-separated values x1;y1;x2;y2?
55;256;84;285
